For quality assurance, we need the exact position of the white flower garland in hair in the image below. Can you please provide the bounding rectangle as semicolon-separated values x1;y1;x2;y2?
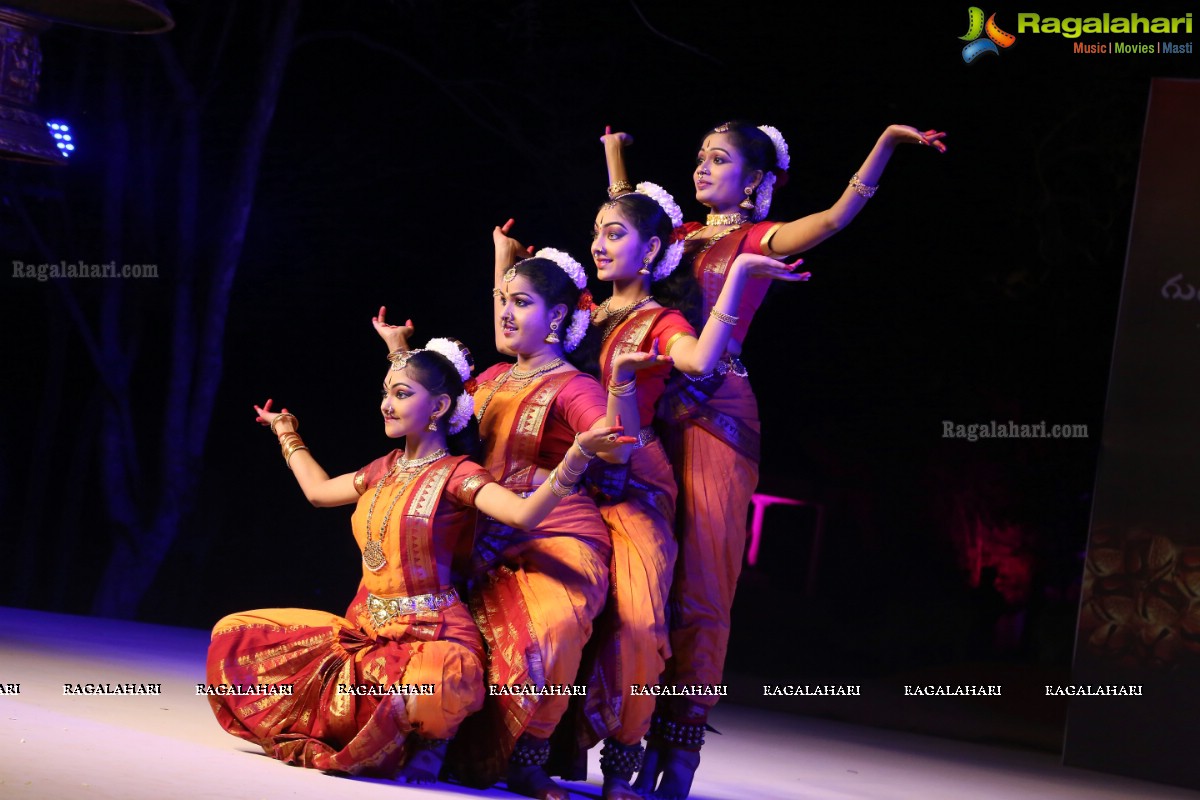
635;181;683;227
524;247;589;351
534;247;588;289
447;390;474;434
564;308;589;352
423;338;475;434
753;171;777;222
634;181;687;281
423;338;471;381
750;124;790;222
757;124;790;171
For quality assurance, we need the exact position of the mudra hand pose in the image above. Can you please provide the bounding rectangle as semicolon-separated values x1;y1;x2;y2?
374;248;643;800
204;337;627;787
601;120;946;800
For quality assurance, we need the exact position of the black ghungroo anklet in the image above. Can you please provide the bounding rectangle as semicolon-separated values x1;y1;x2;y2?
510;733;552;766
647;713;706;751
599;738;645;780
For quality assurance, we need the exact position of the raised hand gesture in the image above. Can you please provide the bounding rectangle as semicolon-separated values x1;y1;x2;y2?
372;305;413;353
599;125;634;149
494;218;534;273
253;398;295;436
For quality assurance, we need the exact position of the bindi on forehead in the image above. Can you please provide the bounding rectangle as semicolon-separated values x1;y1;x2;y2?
701;134;740;158
503;274;538;296
597;208;631;228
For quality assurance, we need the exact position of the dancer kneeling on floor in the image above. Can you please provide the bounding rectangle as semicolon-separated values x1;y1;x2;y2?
205;337;630;785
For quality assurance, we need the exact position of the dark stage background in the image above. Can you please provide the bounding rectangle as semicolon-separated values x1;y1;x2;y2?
2;0;1198;767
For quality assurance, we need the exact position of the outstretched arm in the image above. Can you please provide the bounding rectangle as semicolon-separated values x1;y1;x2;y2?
668;254;809;375
473;424;634;528
765;125;947;257
253;399;359;508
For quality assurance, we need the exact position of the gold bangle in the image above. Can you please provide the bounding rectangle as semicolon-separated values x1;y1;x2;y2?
546;468;574;498
270;412;298;436
608;376;637;397
849;173;878;199
282;434;309;465
710;308;739;326
284;443;309;470
607;180;634;200
559;457;587;480
278;432;303;450
574;433;598;460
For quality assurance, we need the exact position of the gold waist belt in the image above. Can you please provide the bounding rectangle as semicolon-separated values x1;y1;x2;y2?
367;587;459;626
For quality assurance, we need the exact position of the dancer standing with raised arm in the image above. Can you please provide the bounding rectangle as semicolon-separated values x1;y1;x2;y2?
206;338;626;787
601;120;946;799
490;186;804;800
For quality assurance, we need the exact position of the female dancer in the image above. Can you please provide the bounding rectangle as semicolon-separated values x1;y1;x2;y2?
493;197;804;800
205;337;626;786
601;121;947;799
373;249;647;800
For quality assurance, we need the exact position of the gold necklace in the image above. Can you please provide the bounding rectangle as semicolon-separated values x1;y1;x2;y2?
474;358;566;423
361;450;447;572
706;212;749;226
593;295;654;342
398;447;449;471
687;224;745;261
510;357;565;381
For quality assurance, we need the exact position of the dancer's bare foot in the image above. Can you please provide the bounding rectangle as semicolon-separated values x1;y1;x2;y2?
507;763;571;800
649;748;700;800
399;739;447;784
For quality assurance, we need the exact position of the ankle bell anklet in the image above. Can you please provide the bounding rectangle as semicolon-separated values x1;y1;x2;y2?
510;733;552;766
600;739;645;779
648;714;707;751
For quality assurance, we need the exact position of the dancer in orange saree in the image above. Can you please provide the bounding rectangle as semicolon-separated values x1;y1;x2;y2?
489;193;804;800
582;184;805;800
374;249;644;800
601;121;947;799
206;337;626;787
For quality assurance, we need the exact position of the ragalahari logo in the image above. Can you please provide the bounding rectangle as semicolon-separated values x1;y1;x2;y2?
960;8;1017;62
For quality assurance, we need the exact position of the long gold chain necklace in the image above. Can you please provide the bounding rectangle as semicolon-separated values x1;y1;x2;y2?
686;224;745;262
593;295;654;342
474;358;565;423
361;449;448;572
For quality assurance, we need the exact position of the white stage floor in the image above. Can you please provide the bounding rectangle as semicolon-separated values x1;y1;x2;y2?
1;606;1197;800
